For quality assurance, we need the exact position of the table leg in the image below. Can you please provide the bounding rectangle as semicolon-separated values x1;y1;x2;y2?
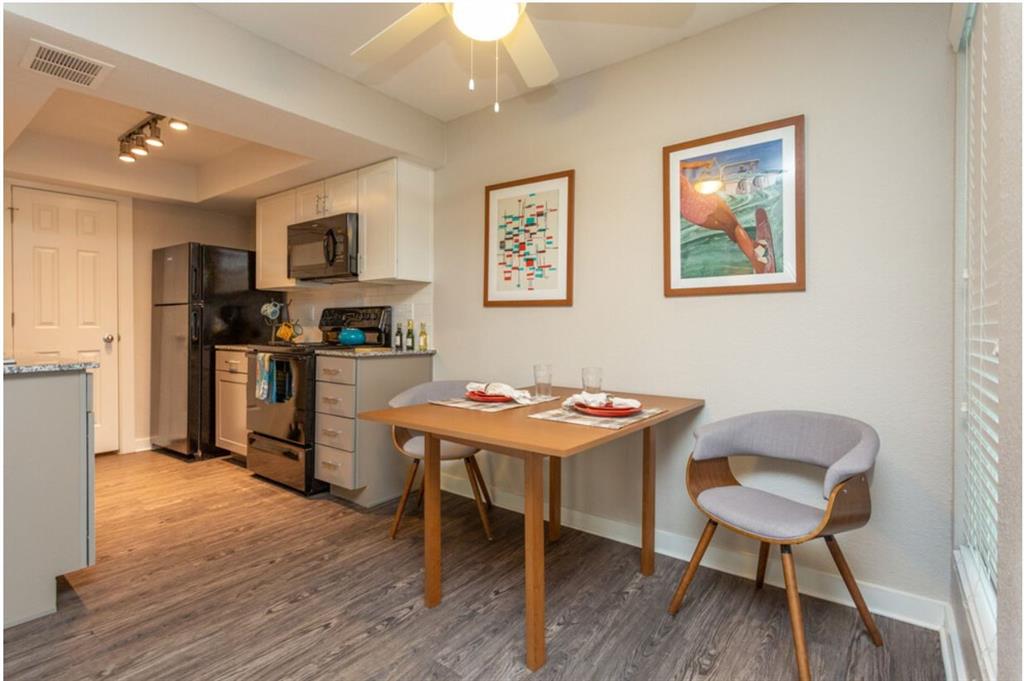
424;433;441;607
641;427;655;576
524;454;546;670
547;456;561;542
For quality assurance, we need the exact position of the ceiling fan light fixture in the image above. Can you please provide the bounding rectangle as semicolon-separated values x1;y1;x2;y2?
451;2;522;42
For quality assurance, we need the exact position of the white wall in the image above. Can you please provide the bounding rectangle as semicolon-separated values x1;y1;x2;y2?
433;3;955;605
988;3;1022;677
286;284;433;346
132;199;255;444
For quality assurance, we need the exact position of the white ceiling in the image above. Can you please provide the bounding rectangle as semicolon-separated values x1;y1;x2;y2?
26;89;250;164
202;3;769;121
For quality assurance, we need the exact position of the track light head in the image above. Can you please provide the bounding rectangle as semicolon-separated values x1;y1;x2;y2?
144;124;163;147
118;141;136;163
168;119;189;131
130;136;148;156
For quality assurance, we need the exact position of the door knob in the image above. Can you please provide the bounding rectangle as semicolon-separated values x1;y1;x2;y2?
102;334;114;343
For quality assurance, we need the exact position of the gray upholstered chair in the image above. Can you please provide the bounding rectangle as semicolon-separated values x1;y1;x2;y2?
388;380;493;541
667;411;883;681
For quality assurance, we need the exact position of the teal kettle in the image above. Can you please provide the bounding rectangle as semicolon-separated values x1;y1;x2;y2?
338;327;366;346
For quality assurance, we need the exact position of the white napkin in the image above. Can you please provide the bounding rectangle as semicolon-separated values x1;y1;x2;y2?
466;382;533;404
562;391;642;409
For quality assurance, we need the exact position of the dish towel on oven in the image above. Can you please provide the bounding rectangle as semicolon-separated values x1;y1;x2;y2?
255;353;272;401
255;354;294;404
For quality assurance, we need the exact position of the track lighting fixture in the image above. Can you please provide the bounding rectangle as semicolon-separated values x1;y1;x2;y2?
118;141;136;163
144;123;163;147
115;112;187;164
130;136;148;156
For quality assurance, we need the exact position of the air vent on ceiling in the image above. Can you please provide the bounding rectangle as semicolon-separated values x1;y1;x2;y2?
20;39;114;88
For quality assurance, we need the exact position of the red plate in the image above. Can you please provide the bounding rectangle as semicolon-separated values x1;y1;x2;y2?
573;403;642;418
466;391;513;403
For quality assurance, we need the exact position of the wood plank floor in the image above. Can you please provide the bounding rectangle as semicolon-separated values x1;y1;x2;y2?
4;451;945;681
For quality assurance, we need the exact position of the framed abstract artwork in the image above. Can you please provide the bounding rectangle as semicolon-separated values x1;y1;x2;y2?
484;169;574;307
662;115;805;297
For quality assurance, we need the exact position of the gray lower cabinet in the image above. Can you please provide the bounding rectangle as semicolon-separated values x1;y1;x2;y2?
4;369;95;627
215;350;249;458
314;353;432;508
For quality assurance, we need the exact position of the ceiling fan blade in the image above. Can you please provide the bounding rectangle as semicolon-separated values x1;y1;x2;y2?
351;3;448;62
502;13;558;88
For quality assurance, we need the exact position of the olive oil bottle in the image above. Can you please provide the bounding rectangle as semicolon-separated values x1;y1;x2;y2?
418;323;429;352
405;320;415;351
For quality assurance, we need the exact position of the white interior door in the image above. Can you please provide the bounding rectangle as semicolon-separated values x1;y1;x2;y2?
11;187;119;452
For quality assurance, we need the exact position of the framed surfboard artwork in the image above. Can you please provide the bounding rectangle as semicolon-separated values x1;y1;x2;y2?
662;116;805;297
484;169;575;307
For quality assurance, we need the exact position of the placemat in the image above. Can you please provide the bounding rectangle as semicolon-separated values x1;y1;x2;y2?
429;395;560;413
528;406;666;430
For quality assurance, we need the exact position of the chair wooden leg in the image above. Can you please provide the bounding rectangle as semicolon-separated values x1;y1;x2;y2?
668;519;717;615
756;541;770;589
468;456;492;509
465;459;494;541
825;536;883;646
390;460;419;539
781;545;812;681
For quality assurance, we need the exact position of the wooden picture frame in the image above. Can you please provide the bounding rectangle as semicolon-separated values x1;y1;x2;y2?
484;169;575;307
662;115;805;297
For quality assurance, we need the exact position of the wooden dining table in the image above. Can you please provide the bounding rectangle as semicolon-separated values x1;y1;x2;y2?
359;386;704;671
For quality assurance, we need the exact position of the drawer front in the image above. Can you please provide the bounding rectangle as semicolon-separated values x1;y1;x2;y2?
316;381;356;418
315;443;356;488
215;350;248;375
315;413;355;450
316;356;355;384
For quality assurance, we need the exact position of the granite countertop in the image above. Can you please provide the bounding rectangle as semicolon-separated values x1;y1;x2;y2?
4;357;100;375
315;348;436;359
214;344;435;359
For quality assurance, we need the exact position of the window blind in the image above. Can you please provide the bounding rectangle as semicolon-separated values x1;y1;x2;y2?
962;3;999;593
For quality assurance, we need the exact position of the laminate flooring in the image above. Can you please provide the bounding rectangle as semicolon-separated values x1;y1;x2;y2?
4;451;945;681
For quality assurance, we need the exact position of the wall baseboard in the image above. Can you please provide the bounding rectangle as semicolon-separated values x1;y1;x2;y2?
440;472;962;679
132;437;152;453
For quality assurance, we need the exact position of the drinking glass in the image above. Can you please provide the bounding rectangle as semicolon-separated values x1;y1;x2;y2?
581;367;603;393
533;363;552;399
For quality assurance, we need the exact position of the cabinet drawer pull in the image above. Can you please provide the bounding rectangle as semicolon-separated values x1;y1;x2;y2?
322;461;339;468
322;396;340;404
322;368;340;375
322;428;340;437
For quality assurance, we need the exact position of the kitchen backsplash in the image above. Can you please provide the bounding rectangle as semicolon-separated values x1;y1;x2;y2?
281;283;433;344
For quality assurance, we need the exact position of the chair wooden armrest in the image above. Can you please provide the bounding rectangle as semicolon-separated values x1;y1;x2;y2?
684;455;871;544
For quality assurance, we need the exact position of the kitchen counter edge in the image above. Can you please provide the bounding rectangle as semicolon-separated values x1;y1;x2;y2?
214;344;436;360
4;359;100;375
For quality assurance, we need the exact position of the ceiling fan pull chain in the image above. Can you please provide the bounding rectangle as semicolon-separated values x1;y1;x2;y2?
494;41;500;113
468;39;475;91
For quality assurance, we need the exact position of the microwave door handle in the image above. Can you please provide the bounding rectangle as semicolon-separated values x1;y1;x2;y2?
323;229;337;265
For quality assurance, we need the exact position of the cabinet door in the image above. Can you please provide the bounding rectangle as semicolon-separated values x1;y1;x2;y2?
256;191;297;289
322;171;358;217
216;371;249;456
295;181;325;221
357;160;397;281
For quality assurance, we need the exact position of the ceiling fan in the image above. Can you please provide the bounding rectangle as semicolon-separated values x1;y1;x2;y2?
351;3;558;90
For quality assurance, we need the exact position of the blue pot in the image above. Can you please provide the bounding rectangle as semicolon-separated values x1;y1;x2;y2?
338;328;366;346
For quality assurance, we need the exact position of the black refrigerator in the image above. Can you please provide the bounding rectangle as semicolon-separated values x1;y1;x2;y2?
151;243;282;458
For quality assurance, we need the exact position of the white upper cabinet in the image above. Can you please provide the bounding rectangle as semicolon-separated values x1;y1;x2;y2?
255;160;432;289
357;159;433;283
323;171;358;216
255;190;298;290
295;181;324;222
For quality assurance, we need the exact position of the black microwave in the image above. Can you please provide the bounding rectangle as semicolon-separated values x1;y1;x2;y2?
287;213;358;282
